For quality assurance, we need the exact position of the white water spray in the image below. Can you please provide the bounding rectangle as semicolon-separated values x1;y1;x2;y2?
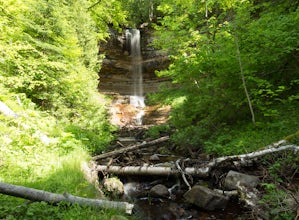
126;29;145;125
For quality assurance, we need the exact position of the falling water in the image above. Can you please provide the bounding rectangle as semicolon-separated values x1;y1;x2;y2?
126;29;145;125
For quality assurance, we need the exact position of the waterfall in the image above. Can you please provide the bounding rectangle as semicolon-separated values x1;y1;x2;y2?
126;29;145;125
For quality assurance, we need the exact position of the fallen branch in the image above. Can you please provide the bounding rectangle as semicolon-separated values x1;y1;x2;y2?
0;182;134;214
212;144;299;167
96;144;299;177
92;136;169;161
175;159;191;190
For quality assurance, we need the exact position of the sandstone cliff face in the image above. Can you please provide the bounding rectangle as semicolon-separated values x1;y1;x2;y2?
98;27;169;95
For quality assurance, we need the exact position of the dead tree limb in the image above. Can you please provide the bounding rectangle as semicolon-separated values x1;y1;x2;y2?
175;159;191;190
92;136;169;161
96;144;299;177
0;182;134;214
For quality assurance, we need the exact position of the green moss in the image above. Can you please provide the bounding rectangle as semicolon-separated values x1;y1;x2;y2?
285;130;299;145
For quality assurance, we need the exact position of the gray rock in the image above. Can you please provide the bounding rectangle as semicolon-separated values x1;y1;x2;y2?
103;177;124;195
149;184;169;198
149;154;160;161
224;170;260;190
183;185;228;211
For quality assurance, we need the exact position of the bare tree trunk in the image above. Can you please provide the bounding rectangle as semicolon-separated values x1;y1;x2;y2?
92;136;169;161
0;182;134;214
234;35;256;125
149;0;154;22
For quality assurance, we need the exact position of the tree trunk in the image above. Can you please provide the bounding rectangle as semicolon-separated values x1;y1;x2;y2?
234;34;256;125
0;182;134;214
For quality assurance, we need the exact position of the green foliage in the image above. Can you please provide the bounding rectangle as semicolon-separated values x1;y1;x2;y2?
65;124;116;155
151;0;299;150
0;201;131;220
146;124;171;139
285;130;299;145
0;89;128;219
119;0;162;27
259;186;296;220
203;105;299;156
0;0;120;152
262;153;299;184
258;153;299;220
1;0;98;114
0;0;129;219
88;0;128;34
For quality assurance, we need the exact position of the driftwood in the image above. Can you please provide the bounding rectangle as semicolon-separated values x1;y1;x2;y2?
92;136;169;161
96;144;299;177
0;182;134;214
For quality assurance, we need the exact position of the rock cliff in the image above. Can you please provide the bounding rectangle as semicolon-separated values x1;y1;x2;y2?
98;27;169;95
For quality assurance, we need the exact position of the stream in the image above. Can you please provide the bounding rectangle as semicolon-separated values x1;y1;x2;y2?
121;175;244;220
98;28;247;219
97;100;248;219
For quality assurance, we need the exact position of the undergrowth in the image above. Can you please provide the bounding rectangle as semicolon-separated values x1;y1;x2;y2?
258;153;299;220
148;94;299;219
203;104;299;156
0;91;131;220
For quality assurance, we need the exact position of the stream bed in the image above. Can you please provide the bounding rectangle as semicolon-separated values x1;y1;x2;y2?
121;176;245;220
99;98;249;219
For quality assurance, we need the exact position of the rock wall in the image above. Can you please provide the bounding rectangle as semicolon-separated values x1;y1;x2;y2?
98;27;169;95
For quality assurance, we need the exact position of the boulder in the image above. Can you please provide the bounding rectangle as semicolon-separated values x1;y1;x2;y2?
149;184;169;198
103;177;124;195
183;185;228;211
224;170;260;190
149;154;160;161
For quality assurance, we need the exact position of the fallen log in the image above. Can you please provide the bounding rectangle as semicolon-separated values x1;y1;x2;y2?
0;182;134;214
97;164;178;176
92;136;169;161
96;144;299;177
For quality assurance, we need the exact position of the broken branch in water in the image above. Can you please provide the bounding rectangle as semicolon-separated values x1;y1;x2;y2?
0;182;134;214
